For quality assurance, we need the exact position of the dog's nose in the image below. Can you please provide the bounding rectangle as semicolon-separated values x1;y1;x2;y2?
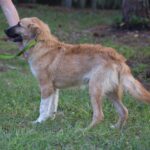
4;27;16;37
4;24;18;37
4;27;12;36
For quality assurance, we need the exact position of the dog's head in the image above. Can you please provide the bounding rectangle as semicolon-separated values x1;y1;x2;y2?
5;17;51;42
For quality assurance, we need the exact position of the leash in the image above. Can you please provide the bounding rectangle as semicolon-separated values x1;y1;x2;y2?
0;40;37;59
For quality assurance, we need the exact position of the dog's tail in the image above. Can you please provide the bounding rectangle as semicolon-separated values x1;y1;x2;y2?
121;63;150;104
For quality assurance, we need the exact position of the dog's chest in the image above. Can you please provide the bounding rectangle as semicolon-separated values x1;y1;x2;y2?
28;60;38;77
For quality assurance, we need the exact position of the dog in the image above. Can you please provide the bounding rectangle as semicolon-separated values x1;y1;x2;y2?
5;17;150;129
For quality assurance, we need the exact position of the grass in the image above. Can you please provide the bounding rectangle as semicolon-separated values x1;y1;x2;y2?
0;5;150;150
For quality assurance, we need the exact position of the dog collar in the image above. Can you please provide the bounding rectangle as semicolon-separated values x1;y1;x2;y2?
0;40;37;59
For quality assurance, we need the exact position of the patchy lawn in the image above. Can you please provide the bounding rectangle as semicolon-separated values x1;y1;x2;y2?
0;5;150;150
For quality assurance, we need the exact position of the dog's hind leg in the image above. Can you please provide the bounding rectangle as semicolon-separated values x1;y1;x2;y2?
108;89;128;129
87;79;104;129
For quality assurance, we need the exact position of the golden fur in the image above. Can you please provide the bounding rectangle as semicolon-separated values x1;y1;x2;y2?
8;17;150;128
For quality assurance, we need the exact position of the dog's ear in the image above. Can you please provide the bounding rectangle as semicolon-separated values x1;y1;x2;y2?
28;23;41;39
27;17;43;38
31;17;40;23
31;17;51;33
28;17;51;41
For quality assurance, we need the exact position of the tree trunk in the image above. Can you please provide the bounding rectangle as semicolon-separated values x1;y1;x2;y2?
62;0;72;8
91;0;97;10
79;0;86;8
122;0;150;24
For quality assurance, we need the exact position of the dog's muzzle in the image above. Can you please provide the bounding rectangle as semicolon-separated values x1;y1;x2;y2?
4;25;23;42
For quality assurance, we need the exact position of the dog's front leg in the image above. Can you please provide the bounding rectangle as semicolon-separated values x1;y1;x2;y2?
33;79;58;123
50;89;59;119
34;94;55;123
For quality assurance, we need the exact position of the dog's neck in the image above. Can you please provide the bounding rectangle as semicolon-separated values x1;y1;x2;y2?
22;36;62;60
21;39;37;59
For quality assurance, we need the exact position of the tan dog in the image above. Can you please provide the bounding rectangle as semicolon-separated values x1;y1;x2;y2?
5;17;150;129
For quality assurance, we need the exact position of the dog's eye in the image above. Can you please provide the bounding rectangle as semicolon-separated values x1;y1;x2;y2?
28;24;32;28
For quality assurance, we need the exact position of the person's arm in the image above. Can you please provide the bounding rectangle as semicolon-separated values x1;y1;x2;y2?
0;0;19;26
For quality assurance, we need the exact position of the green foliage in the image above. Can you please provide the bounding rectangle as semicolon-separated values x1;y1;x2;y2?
113;15;123;27
113;14;150;30
132;63;148;78
130;15;150;27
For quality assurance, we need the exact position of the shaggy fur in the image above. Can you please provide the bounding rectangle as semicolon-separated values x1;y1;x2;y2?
5;17;150;128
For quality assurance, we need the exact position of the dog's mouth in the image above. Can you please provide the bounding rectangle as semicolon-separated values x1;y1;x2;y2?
5;32;23;42
8;34;23;42
4;26;23;42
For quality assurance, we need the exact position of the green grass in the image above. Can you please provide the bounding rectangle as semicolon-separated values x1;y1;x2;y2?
0;5;150;150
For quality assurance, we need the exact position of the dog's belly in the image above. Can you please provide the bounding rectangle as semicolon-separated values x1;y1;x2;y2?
53;65;102;89
53;74;86;88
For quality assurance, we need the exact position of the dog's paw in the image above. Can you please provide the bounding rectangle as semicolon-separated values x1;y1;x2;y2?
31;120;42;125
110;123;121;129
110;124;116;129
31;116;47;124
